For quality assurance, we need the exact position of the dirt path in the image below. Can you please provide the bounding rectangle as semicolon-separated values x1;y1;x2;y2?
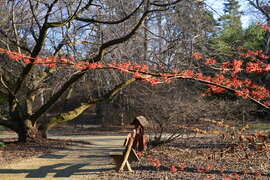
0;135;126;180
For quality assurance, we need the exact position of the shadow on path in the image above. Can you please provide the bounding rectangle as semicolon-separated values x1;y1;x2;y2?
0;135;125;179
0;163;114;178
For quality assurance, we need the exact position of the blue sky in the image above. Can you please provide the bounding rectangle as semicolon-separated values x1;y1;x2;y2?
205;0;255;28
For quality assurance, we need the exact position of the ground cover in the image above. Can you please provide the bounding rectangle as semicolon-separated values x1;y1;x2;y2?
99;135;270;179
0;123;270;179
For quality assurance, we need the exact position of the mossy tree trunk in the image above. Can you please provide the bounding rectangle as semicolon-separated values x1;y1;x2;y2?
37;78;136;139
0;77;136;142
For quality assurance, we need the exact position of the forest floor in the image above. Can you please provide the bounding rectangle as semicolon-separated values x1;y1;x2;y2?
0;124;270;179
99;135;270;180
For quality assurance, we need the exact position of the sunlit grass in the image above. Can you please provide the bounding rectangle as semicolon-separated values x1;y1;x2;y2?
247;124;270;131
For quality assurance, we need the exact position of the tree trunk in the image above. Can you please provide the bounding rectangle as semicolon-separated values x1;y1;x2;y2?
264;21;270;56
16;119;41;142
38;123;48;139
263;22;270;88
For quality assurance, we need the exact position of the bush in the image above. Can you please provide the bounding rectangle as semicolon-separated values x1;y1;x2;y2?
0;142;4;148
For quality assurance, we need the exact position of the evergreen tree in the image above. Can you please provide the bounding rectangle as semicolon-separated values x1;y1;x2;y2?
243;24;265;50
218;0;243;50
207;0;244;57
220;0;242;30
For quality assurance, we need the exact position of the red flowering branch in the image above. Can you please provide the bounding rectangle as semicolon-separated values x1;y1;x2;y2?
2;47;270;110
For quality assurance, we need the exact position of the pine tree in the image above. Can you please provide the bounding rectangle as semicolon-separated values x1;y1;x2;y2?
220;0;243;30
208;0;244;56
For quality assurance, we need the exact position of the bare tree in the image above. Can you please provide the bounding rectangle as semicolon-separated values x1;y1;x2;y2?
0;0;183;142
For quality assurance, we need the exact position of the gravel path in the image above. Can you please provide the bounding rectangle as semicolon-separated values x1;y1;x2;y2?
0;134;126;180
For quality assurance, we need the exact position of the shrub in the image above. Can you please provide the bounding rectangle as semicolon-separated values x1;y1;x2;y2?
0;142;4;148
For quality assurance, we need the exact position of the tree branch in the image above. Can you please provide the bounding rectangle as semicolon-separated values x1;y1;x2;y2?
29;3;153;122
75;0;144;24
167;75;270;110
28;0;41;30
30;71;86;121
87;5;150;62
47;0;82;28
248;0;270;21
0;29;31;53
26;0;175;125
39;78;136;129
13;0;60;95
12;0;89;96
11;1;21;53
150;0;183;7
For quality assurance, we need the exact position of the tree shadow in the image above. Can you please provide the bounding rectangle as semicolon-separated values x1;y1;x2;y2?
38;150;121;160
0;163;114;178
39;154;67;159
